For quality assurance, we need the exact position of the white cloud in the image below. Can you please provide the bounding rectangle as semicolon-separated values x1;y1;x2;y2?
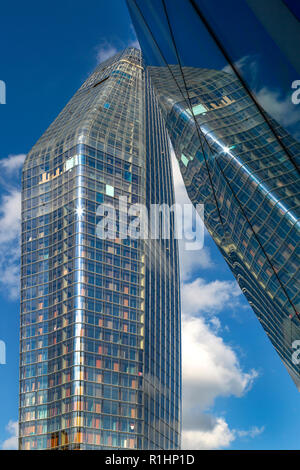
179;259;260;450
181;315;259;449
128;39;140;49
0;154;25;174
222;54;259;85
178;241;213;281
182;278;241;316
95;31;140;65
236;426;265;439
183;418;235;450
96;41;119;64
256;87;300;130
183;420;264;450
0;190;21;244
182;315;258;411
1;420;18;450
0;154;23;299
223;54;300;137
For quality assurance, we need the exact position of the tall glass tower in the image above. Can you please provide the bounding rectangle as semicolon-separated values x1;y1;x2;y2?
19;48;181;450
127;0;300;389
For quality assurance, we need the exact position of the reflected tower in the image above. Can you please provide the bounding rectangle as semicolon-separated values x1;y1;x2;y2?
127;0;300;389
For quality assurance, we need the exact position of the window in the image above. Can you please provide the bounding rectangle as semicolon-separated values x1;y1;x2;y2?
181;154;189;167
106;184;114;197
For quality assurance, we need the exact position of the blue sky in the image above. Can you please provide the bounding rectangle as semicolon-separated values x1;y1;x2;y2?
0;0;299;450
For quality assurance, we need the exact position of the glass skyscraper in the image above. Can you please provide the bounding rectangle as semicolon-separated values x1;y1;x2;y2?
20;48;181;450
127;0;300;389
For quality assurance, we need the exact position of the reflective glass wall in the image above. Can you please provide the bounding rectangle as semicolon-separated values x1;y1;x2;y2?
143;72;181;448
127;0;300;389
20;48;181;449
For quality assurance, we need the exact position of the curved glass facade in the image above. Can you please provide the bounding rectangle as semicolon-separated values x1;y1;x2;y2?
19;48;181;450
127;0;300;389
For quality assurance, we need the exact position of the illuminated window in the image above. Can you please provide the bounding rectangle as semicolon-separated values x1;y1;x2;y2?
65;155;78;171
106;184;114;197
181;154;189;167
187;103;207;116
